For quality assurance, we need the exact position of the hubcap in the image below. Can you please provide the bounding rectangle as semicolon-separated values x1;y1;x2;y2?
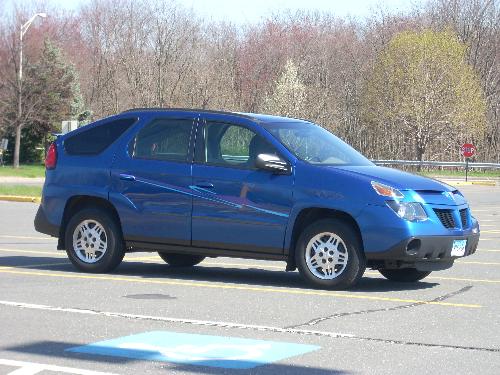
72;220;108;263
305;232;349;280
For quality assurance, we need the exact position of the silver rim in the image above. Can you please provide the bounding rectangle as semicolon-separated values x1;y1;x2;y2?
72;220;108;263
305;232;349;280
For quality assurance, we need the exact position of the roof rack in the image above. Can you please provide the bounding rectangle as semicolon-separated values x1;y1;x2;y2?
121;107;254;119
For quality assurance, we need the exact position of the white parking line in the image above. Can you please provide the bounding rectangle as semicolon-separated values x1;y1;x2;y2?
0;358;119;375
0;300;354;339
0;235;56;241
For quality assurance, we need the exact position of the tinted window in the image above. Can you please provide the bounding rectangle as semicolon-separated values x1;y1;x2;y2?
132;118;192;162
65;118;136;155
196;122;276;168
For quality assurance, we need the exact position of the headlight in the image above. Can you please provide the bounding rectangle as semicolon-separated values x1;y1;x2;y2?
371;181;404;199
386;201;428;221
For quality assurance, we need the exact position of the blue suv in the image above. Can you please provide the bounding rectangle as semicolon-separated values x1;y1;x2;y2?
34;109;480;289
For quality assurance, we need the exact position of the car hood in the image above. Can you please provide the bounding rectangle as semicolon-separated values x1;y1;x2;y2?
332;165;454;192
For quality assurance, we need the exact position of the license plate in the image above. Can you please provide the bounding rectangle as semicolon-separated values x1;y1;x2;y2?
451;240;467;257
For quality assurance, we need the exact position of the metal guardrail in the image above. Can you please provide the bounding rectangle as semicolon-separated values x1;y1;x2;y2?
372;160;500;169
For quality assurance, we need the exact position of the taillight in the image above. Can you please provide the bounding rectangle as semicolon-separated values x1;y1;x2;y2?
45;143;57;170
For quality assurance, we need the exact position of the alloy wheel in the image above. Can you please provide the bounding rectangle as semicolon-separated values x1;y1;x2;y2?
72;219;108;263
305;232;349;280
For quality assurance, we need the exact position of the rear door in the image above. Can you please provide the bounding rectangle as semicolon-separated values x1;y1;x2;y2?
191;115;294;255
110;115;196;246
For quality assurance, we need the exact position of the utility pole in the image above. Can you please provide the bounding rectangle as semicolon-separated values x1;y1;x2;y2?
14;12;47;168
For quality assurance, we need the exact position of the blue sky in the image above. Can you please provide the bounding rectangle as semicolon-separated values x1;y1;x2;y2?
180;0;421;23
6;0;422;23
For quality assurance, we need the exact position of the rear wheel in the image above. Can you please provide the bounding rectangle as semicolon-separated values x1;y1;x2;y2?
65;208;124;273
158;253;205;267
379;268;431;282
296;219;365;289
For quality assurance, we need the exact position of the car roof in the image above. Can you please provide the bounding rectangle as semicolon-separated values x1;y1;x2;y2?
121;108;309;125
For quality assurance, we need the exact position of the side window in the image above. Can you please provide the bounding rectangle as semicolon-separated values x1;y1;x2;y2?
64;117;136;155
197;122;277;168
132;118;192;162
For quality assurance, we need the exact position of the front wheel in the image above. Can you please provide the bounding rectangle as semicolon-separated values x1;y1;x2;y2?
379;268;431;282
65;208;124;273
295;219;366;289
158;253;205;267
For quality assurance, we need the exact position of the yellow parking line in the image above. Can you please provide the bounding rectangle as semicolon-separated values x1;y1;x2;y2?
481;230;500;234
135;259;284;270
1;246;499;269
456;260;500;265
0;248;285;270
126;256;162;261
0;266;481;308
0;249;283;271
0;248;66;257
0;235;56;241
18;262;69;268
427;276;500;284
1;247;498;286
364;271;500;284
203;261;283;270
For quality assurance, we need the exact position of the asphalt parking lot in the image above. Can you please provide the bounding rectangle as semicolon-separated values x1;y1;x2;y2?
0;184;499;374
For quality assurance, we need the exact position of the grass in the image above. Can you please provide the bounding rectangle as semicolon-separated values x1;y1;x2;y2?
418;170;500;178
0;184;42;197
0;164;45;178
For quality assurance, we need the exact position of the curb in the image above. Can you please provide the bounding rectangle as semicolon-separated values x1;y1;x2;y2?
0;195;40;203
441;180;497;187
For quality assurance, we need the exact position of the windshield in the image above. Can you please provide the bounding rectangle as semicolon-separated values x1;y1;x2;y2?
262;121;373;166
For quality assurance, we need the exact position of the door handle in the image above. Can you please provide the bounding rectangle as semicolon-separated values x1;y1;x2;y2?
119;173;136;182
195;182;214;189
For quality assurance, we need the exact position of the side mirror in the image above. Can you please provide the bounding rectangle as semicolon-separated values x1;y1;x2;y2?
255;153;291;174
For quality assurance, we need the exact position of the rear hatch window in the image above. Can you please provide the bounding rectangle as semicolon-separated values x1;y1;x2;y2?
64;118;137;155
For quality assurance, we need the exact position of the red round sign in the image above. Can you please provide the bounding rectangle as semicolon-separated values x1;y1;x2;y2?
461;143;476;158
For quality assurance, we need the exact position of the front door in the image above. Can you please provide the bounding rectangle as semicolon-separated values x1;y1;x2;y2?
191;117;293;254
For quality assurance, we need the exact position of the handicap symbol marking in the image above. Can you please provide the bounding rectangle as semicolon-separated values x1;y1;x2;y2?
66;331;320;369
117;342;273;362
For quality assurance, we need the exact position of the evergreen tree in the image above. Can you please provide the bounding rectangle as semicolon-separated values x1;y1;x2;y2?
5;39;86;163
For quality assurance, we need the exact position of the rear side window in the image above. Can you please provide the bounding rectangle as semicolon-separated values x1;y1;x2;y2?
65;118;137;155
131;118;192;162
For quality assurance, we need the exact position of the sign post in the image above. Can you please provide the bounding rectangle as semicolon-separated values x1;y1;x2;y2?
61;120;78;134
0;138;8;166
461;143;476;182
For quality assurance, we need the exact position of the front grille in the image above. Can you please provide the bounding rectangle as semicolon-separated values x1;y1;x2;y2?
460;208;468;228
433;208;456;228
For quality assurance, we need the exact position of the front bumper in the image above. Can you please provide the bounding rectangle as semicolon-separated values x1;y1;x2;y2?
366;233;480;271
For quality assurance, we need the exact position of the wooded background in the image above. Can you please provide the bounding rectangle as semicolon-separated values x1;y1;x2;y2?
0;0;498;163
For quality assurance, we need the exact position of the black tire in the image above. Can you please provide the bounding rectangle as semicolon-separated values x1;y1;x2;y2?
379;268;431;282
295;218;366;289
65;207;125;273
158;253;205;267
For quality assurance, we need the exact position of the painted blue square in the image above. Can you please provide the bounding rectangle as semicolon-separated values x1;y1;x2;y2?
67;331;320;369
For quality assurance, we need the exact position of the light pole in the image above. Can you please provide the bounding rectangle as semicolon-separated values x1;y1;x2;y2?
14;12;47;168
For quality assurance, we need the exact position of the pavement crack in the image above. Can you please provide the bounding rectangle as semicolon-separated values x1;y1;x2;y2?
285;286;473;329
2;298;498;354
353;336;500;353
